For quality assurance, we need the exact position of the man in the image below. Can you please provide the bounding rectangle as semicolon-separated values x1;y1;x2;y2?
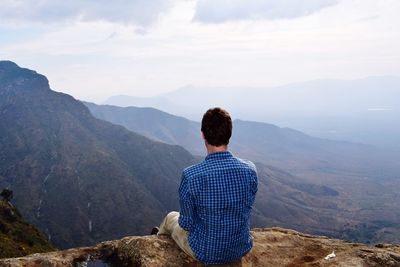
156;107;258;265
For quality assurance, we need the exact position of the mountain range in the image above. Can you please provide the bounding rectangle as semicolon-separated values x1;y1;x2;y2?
104;77;400;148
1;60;400;253
85;101;400;243
85;102;400;178
0;61;354;250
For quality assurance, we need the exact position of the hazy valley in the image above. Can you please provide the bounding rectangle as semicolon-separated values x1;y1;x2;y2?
105;77;400;150
86;97;400;244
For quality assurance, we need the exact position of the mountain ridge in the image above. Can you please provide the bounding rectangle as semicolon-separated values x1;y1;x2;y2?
0;61;197;248
103;76;400;148
85;101;400;177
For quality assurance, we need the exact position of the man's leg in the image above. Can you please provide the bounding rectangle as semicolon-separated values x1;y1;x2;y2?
158;211;196;259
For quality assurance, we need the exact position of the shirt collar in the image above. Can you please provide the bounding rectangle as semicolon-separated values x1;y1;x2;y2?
205;151;233;161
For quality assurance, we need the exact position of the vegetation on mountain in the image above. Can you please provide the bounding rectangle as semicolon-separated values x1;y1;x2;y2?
0;199;56;259
1;189;13;202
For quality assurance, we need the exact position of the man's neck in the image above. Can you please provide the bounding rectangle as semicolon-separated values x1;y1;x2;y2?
206;144;228;154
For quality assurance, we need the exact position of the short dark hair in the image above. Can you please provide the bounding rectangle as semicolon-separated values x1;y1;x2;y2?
201;107;232;146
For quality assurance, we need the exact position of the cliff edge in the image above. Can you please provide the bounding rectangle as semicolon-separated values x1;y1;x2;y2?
1;228;400;267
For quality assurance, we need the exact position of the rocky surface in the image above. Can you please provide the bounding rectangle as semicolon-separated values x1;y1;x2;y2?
1;228;400;267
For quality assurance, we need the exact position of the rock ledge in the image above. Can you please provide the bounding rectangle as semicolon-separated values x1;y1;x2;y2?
1;228;400;267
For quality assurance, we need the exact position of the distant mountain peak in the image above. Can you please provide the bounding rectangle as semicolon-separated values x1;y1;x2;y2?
0;60;19;69
0;60;49;92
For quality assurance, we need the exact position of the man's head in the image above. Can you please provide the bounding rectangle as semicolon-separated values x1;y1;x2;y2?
201;107;232;147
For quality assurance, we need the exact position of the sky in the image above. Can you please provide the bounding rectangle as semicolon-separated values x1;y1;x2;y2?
0;0;399;102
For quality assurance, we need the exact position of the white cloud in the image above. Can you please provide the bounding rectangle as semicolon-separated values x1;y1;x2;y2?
193;0;339;23
367;108;393;111
1;0;400;103
0;0;174;26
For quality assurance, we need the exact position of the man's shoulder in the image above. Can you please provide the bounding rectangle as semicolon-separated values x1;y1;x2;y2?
183;161;206;178
233;156;257;174
182;154;257;177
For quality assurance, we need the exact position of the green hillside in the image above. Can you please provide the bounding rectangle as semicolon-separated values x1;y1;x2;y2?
0;199;56;258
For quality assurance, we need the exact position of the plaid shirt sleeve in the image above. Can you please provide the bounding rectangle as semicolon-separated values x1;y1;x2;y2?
178;172;195;231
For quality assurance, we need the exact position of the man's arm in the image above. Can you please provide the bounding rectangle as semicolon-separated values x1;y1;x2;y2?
178;173;195;232
250;171;258;205
248;167;258;207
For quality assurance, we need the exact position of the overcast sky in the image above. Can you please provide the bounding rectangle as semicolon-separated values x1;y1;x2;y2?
0;0;399;102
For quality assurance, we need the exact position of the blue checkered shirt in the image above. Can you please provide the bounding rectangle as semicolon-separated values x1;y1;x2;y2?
178;151;258;264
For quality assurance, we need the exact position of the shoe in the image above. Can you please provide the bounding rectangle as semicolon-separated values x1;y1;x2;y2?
150;227;159;235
